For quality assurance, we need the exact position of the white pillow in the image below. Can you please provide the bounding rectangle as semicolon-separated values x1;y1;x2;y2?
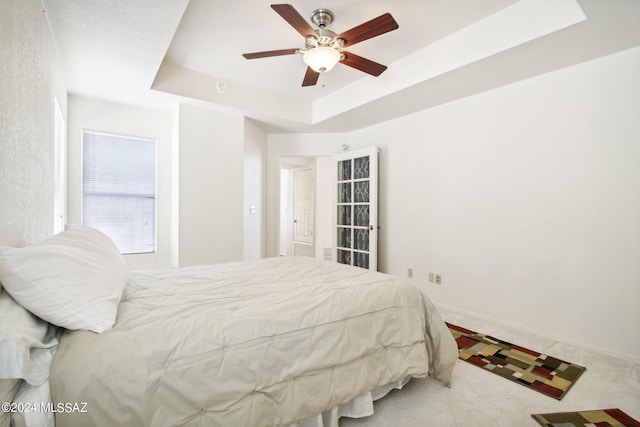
0;226;128;333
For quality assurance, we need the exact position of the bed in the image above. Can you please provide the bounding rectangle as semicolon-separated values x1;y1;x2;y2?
0;226;457;427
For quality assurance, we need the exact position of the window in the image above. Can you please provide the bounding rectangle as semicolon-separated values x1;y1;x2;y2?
82;130;157;254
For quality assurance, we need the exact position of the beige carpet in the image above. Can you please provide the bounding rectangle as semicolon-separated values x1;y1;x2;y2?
340;307;640;427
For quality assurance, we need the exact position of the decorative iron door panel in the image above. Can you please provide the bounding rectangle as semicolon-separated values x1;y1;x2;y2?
334;147;378;270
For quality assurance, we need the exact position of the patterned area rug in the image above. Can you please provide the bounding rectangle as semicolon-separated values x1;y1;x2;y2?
532;408;640;426
447;322;586;400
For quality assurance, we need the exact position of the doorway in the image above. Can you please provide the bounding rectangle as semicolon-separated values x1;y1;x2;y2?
279;156;332;259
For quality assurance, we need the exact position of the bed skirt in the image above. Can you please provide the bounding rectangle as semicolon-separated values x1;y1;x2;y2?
292;377;411;427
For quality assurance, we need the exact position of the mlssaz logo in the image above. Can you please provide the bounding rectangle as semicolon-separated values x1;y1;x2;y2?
41;402;89;413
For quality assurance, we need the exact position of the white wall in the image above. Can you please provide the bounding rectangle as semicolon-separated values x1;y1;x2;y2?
178;104;244;266
66;96;176;269
0;0;66;246
314;156;333;260
350;47;640;362
267;47;640;362
243;119;267;260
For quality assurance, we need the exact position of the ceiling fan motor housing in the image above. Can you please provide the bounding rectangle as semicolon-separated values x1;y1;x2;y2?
306;28;341;48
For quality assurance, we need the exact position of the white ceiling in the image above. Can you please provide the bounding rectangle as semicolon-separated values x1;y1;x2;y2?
164;0;518;99
42;0;640;133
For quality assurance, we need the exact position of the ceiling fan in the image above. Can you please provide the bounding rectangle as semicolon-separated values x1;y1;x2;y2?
242;4;399;87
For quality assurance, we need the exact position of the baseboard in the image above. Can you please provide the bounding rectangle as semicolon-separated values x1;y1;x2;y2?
435;302;640;365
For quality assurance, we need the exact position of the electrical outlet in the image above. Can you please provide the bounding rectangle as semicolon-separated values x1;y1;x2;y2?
407;268;413;278
428;273;435;283
435;274;442;285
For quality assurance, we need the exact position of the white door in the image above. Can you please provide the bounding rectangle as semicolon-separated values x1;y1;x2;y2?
293;168;314;246
334;147;378;270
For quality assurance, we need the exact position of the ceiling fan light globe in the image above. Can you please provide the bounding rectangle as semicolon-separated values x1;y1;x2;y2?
303;46;341;73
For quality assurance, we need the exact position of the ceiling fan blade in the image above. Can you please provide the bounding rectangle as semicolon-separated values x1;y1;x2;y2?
271;4;318;39
340;52;387;76
302;67;320;87
336;13;399;47
242;48;299;59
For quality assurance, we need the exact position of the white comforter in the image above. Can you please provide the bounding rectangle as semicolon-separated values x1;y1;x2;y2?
50;257;457;427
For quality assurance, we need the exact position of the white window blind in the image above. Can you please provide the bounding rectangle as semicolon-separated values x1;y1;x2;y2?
82;130;157;254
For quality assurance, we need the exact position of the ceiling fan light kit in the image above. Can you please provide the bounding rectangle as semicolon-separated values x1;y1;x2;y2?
303;46;341;73
242;4;398;87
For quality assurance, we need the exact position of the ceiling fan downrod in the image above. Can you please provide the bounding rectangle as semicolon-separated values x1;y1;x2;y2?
310;8;333;28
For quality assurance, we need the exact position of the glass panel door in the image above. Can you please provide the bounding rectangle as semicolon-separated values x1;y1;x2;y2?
334;147;378;270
